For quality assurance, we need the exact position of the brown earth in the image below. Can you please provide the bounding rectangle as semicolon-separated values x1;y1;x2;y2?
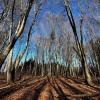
0;75;100;100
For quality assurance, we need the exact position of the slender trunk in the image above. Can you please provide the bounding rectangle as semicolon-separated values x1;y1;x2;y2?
7;21;14;83
35;61;37;76
56;63;59;76
0;0;33;68
64;2;93;86
48;62;52;77
82;57;93;86
7;49;15;83
41;63;44;77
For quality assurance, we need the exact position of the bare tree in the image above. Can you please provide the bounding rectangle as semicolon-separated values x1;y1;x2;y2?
0;0;34;68
64;0;94;86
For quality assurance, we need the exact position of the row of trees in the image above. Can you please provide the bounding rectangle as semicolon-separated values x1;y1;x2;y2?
0;0;100;86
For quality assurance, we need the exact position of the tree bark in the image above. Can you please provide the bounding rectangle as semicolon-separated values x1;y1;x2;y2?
0;0;34;68
6;49;15;83
64;1;94;86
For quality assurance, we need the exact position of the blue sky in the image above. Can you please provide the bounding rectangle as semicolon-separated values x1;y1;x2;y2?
13;0;82;63
13;0;100;63
37;0;81;20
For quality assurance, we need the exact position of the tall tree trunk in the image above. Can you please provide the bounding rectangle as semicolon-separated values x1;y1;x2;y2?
7;12;14;83
56;47;59;77
64;1;93;86
0;0;34;68
48;62;52;77
7;49;15;83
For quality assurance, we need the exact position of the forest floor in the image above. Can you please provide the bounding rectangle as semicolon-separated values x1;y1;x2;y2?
0;75;100;100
